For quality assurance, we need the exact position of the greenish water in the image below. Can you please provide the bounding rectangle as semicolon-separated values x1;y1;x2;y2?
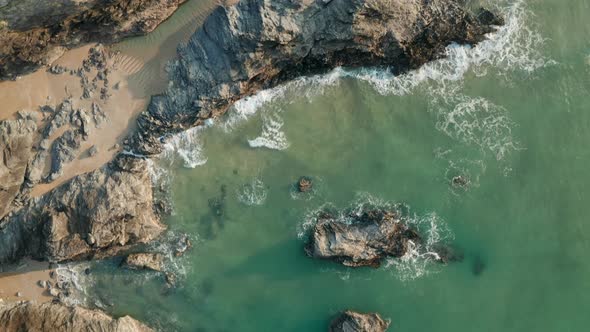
67;0;590;331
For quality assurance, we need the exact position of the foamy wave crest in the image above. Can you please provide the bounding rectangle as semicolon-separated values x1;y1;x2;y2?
350;0;552;96
386;212;453;281
221;69;343;132
161;126;208;168
54;262;94;307
248;110;290;150
435;96;521;160
236;177;268;206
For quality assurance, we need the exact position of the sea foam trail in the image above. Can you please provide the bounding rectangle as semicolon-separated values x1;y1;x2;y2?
248;110;290;150
161;125;208;168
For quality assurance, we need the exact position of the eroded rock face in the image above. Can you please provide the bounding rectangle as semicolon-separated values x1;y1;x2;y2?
0;0;187;80
130;0;502;155
305;209;420;268
0;117;36;219
0;154;166;264
0;301;152;332
122;252;165;272
329;310;390;332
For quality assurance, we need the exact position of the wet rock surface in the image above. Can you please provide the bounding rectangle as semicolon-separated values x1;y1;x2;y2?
0;301;152;332
330;310;390;332
122;252;165;272
0;154;166;264
0;117;36;219
130;0;502;155
0;0;188;80
305;208;421;268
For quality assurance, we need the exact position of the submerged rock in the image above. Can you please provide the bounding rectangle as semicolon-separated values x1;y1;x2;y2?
122;253;165;272
0;301;152;332
329;310;390;332
130;0;503;155
305;208;421;268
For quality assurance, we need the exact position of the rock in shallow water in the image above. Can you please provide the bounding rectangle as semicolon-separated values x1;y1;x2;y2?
330;310;390;332
305;208;421;268
122;253;165;272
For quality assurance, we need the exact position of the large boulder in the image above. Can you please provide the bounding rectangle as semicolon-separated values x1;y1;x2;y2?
122;253;165;272
130;0;502;155
0;0;188;80
330;310;390;332
0;117;36;219
305;208;421;268
0;154;166;263
0;301;152;332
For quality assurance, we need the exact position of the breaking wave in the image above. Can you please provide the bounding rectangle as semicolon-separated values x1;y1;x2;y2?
161;125;208;168
236;176;268;206
248;110;290;150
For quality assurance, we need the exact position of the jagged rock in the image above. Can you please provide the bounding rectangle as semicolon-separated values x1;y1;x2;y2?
0;118;36;219
49;288;60;297
47;129;82;182
38;280;47;288
48;65;67;75
165;272;177;288
130;0;502;155
0;0;188;80
43;99;74;138
25;150;49;186
88;145;99;157
0;154;166;264
329;311;390;332
122;253;165;272
305;208;421;268
0;301;152;331
297;176;313;193
174;234;192;257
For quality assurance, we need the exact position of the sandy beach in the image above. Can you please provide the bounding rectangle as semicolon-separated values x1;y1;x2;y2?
0;260;53;303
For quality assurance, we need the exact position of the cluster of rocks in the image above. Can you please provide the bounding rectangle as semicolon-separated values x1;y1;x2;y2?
0;0;189;80
23;97;109;186
330;311;391;332
0;301;152;332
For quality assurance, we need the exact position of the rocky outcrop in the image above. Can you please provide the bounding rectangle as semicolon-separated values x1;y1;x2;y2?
0;0;187;80
0;301;152;332
0;154;165;264
129;0;502;155
305;208;421;268
0;116;37;219
122;252;165;271
330;311;390;332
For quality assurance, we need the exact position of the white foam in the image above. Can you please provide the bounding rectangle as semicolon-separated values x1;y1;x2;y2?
435;95;522;160
248;110;290;150
236;176;268;206
161;125;208;168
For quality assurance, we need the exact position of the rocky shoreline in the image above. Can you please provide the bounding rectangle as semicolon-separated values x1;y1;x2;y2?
0;301;153;331
0;0;503;330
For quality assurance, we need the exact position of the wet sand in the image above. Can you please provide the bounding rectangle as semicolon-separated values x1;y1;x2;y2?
0;260;53;303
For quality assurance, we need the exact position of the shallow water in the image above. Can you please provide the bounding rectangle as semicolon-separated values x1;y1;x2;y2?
70;0;590;331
